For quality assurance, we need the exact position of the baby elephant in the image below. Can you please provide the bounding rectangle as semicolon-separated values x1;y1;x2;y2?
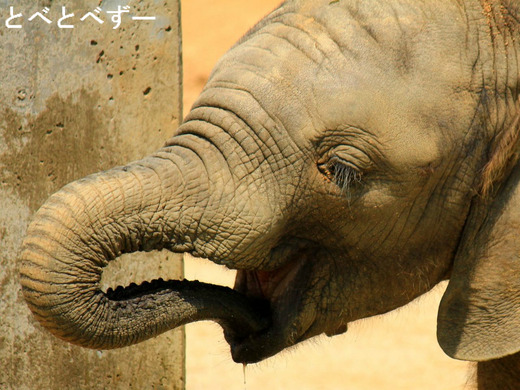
20;0;520;388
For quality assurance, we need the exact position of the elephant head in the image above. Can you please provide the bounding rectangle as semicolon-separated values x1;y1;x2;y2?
20;0;520;369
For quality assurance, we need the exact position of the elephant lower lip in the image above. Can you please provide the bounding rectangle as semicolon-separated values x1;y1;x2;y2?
228;335;273;364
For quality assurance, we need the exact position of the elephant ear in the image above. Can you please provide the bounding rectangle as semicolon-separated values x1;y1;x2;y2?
438;113;520;361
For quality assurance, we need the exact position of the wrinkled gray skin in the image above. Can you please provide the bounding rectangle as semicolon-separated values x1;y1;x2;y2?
20;0;520;388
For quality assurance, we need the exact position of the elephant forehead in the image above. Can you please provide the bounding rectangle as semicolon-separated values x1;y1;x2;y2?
312;0;477;98
205;0;479;154
251;2;471;112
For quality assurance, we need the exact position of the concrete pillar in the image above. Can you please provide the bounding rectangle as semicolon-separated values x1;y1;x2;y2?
0;1;185;389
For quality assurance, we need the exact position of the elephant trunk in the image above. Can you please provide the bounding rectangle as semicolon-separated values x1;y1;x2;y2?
19;146;269;350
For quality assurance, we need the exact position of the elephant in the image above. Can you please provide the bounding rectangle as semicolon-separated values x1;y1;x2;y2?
19;0;520;388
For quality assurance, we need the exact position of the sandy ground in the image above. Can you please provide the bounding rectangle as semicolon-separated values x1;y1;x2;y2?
181;2;473;389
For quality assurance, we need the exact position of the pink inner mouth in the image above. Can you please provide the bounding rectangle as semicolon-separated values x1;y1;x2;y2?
234;257;303;303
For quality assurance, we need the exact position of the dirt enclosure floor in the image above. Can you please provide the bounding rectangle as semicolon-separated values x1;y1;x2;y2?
182;1;472;389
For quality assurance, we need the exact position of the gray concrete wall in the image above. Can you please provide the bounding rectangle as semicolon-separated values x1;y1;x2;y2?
0;1;185;389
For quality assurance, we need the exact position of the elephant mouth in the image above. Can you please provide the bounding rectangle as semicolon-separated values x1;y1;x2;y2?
225;246;318;364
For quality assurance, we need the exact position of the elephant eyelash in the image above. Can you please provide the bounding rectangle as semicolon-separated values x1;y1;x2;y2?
320;158;362;194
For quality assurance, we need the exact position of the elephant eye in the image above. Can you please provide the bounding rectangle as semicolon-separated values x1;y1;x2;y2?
319;158;362;194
